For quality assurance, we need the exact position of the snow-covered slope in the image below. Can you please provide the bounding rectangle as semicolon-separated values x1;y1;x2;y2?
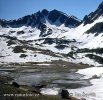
67;67;103;100
0;35;68;64
0;2;103;66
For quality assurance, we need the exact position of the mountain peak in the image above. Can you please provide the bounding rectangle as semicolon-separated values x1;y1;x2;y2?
41;9;49;16
0;9;81;28
83;1;103;25
98;1;103;9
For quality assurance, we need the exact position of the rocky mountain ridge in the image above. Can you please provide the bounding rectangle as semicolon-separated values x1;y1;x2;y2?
0;2;103;66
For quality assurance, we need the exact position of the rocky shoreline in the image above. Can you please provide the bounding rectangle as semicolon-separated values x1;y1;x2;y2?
0;75;80;100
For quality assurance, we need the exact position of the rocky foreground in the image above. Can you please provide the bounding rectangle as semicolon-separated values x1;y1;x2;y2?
0;75;79;100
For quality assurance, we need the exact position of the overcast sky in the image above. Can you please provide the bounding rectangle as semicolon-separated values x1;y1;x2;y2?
0;0;103;20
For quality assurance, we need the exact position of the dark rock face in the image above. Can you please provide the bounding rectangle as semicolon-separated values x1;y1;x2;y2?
48;9;81;27
0;9;81;28
86;54;103;64
0;19;6;27
55;44;68;50
12;82;20;88
13;46;26;53
60;89;70;99
17;30;25;35
65;16;80;27
86;22;103;34
38;23;47;37
83;11;103;37
20;54;28;58
35;11;46;25
43;38;76;45
41;9;49;16
48;9;61;23
59;14;68;24
83;1;103;25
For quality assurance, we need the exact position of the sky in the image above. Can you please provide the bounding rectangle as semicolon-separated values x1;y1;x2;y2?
0;0;103;20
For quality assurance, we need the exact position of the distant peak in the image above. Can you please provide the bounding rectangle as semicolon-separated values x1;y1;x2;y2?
98;1;103;9
49;9;61;13
0;9;81;28
83;1;103;25
41;9;49;16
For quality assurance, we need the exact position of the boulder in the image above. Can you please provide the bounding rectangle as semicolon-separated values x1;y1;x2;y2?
12;82;20;88
60;89;71;99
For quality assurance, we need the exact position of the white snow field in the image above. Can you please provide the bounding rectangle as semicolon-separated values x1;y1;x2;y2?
41;67;103;100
